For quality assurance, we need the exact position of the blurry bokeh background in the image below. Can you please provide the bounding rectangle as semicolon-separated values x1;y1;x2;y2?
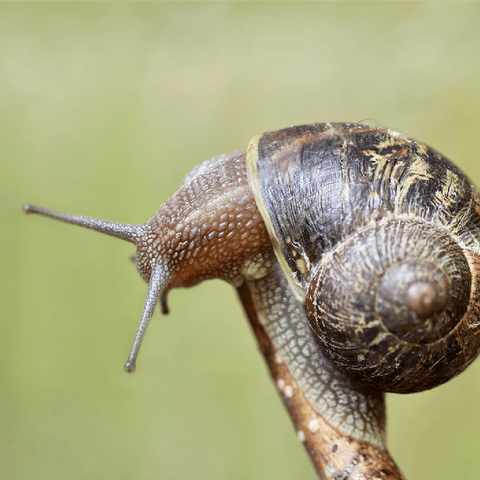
2;3;480;480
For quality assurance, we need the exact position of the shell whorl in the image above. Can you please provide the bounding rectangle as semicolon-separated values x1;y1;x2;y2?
306;218;476;393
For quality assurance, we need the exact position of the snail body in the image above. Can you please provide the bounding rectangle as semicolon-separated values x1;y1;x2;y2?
24;150;274;372
24;123;480;475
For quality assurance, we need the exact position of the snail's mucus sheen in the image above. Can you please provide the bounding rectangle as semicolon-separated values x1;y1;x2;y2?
248;123;480;393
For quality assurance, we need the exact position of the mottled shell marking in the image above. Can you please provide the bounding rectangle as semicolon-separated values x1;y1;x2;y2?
247;123;480;298
247;123;480;393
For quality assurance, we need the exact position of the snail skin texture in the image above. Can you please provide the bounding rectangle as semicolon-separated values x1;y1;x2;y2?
24;123;480;476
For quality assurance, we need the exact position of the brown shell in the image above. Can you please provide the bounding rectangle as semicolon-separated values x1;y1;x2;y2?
247;123;480;393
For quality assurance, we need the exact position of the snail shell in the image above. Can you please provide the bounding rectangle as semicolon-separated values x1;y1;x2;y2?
247;123;480;393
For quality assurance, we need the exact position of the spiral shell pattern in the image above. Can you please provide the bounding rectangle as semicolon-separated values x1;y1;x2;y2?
247;123;480;393
306;218;479;393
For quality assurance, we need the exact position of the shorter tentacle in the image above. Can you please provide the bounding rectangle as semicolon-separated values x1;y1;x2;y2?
124;263;171;373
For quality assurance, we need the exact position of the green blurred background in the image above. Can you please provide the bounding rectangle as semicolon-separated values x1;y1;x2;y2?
2;3;480;480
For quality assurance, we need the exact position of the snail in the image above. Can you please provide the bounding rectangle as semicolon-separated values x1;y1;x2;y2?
24;123;480;479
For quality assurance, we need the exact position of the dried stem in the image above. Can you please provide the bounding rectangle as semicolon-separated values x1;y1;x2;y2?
237;284;406;480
